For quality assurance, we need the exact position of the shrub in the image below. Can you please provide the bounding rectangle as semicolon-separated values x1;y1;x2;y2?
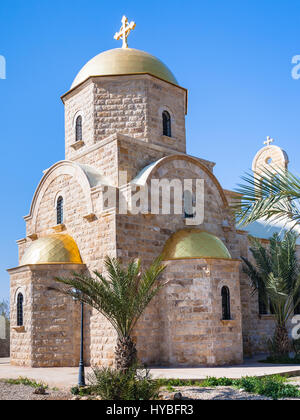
4;377;47;389
71;385;94;396
88;366;160;400
201;377;234;387
157;379;202;387
237;375;300;400
157;375;300;400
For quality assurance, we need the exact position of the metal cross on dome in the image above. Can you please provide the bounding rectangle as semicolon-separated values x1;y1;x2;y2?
114;16;136;49
264;136;274;147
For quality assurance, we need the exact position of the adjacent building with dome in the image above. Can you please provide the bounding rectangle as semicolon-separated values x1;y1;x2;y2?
7;18;297;368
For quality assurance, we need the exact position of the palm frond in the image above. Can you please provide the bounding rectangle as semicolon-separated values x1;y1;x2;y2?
242;232;300;323
233;166;300;228
55;256;166;339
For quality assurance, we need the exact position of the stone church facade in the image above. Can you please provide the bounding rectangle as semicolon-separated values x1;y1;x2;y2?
7;28;298;368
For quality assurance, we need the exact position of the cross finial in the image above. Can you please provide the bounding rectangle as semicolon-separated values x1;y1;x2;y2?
114;15;136;49
264;136;274;147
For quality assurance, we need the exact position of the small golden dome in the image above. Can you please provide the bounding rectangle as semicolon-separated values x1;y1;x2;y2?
162;229;231;260
71;48;178;89
20;234;83;266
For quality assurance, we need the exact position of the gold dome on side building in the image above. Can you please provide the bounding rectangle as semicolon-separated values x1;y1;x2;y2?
71;48;178;89
162;229;232;260
20;234;83;266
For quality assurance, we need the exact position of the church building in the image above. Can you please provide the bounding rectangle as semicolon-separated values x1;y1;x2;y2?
7;17;298;368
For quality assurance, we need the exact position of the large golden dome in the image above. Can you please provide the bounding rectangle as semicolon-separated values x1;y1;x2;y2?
162;229;232;260
20;234;83;266
71;48;178;89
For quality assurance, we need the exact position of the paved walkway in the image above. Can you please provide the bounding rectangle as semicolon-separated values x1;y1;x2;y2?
0;357;299;389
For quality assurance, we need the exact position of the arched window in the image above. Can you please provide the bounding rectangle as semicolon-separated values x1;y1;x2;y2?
75;116;82;142
162;111;171;137
221;286;231;320
17;293;24;327
183;190;194;218
56;196;64;225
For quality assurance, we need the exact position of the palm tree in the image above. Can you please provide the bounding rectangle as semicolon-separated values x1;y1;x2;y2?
235;166;300;229
242;232;300;356
56;256;166;371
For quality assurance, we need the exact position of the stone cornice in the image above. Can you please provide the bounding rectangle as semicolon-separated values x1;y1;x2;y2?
61;73;188;114
7;263;87;274
71;132;216;170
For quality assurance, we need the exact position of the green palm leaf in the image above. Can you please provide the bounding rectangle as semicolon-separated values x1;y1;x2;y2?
234;166;300;228
242;232;300;356
55;256;166;369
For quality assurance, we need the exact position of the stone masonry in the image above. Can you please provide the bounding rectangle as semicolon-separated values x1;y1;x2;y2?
0;316;10;358
8;46;294;368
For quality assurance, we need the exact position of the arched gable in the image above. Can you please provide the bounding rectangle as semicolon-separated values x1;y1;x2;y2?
24;161;95;230
131;155;228;208
252;145;289;173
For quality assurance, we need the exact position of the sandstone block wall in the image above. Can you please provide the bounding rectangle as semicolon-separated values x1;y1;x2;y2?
9;65;259;369
9;267;33;366
8;264;86;367
0;317;10;358
64;82;94;160
134;258;243;366
63;75;187;163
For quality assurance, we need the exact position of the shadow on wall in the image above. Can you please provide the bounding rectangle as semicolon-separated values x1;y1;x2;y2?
0;316;10;357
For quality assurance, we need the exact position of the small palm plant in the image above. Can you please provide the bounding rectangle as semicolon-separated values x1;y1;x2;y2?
242;232;300;356
56;256;166;371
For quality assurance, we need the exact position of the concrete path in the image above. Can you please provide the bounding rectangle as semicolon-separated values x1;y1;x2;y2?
0;357;299;390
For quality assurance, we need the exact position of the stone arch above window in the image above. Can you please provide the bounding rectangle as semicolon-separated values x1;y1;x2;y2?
25;161;96;231
131;155;229;209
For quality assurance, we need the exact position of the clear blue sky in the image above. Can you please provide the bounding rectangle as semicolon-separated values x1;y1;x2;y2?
0;0;300;299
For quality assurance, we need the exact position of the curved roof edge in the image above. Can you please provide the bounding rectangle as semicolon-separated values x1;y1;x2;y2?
24;160;114;223
252;145;289;172
130;155;228;207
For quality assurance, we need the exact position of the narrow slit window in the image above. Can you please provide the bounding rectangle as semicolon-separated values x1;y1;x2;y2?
76;116;82;142
183;190;195;218
56;196;64;225
17;293;24;327
221;286;231;320
162;111;171;137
